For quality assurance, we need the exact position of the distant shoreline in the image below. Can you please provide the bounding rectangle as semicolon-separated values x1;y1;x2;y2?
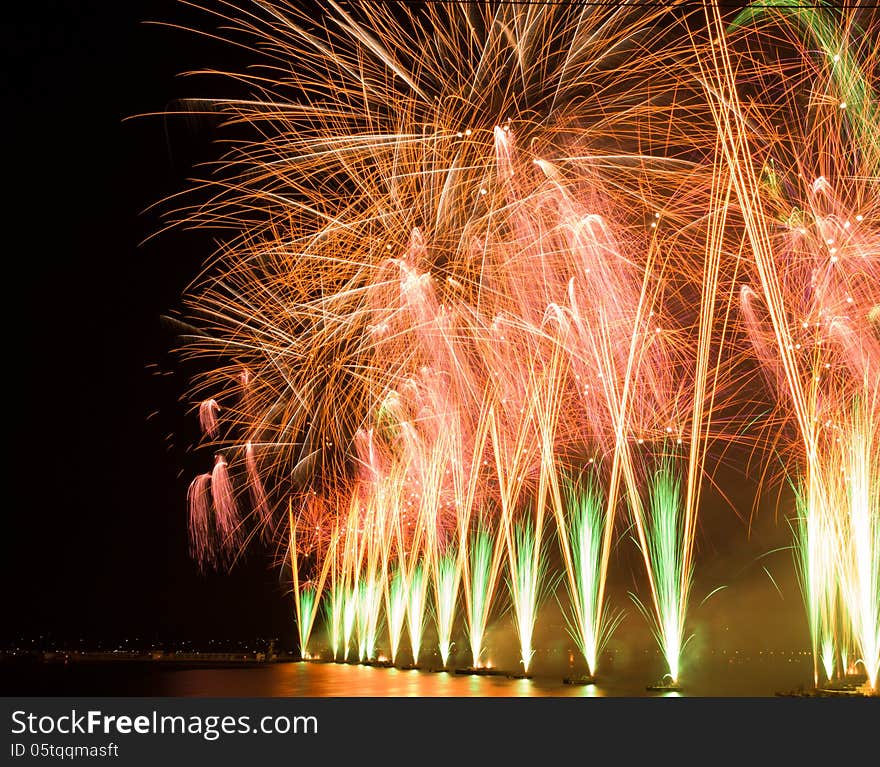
1;651;296;667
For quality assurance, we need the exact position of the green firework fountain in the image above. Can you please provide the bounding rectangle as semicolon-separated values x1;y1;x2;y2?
356;576;382;662
563;476;620;677
506;517;549;674
434;550;458;667
325;583;343;660
406;561;427;665
791;482;833;686
387;568;408;664
297;586;317;660
342;583;357;661
632;460;693;684
467;527;494;667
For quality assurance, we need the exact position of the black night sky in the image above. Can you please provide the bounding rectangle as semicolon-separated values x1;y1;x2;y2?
4;1;810;655
5;1;296;649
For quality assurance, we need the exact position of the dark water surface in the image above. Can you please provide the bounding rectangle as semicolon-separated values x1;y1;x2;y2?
2;656;815;697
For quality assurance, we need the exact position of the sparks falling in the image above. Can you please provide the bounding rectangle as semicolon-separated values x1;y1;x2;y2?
168;2;879;690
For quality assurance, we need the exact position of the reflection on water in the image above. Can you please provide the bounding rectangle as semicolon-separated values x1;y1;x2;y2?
164;660;807;697
3;656;814;697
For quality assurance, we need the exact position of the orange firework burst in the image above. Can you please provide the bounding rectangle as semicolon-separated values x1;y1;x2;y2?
160;2;879;688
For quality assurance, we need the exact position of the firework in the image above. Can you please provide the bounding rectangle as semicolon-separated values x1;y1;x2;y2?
465;527;496;669
631;458;693;684
791;483;835;686
505;517;550;674
296;587;317;660
167;1;879;692
406;561;427;666
561;474;621;678
386;568;408;664
433;550;458;668
714;1;879;690
342;583;357;662
324;581;343;661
